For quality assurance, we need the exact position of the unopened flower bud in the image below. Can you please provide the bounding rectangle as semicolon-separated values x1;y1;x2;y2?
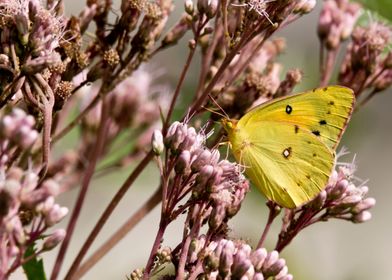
4;179;21;198
276;265;289;279
353;210;372;223
209;205;226;229
353;197;376;213
310;190;327;210
41;179;61;196
20;130;38;148
175;150;191;174
231;251;252;278
264;258;285;277
219;240;235;277
37;196;55;214
294;0;316;14
151;129;164;155
251;248;268;271
340;194;362;207
42;229;66;251
262;251;279;271
184;0;194;15
329;179;349;199
45;204;69;226
206;0;218;18
195;164;214;187
188;38;196;49
191;150;212;171
278;274;294;280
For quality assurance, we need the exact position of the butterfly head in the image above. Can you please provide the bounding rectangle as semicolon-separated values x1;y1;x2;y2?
221;118;238;135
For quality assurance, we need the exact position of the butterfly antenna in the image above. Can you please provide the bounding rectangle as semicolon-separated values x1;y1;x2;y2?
207;94;230;119
202;105;227;120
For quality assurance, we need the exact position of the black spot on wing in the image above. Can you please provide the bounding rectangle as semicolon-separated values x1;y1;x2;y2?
282;147;292;159
312;130;321;136
286;105;292;114
323;87;328;91
294;125;299;133
313;153;317;157
319;120;327;125
329;101;335;105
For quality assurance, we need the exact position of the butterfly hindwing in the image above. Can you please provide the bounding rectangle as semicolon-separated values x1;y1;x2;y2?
238;86;355;150
230;121;335;208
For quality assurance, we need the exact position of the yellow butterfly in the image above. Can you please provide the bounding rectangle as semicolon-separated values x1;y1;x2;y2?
221;86;355;208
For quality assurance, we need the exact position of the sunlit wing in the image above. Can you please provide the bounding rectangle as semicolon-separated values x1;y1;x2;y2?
238;86;355;150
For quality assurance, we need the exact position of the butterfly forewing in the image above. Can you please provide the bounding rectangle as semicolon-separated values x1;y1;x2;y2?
237;86;355;150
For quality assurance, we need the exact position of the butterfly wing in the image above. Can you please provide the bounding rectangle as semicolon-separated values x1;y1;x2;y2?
238;86;355;150
230;121;335;208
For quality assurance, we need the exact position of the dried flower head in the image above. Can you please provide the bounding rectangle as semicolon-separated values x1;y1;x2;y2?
318;0;362;49
337;21;392;106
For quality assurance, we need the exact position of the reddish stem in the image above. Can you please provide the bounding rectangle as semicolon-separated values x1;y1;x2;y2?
73;187;162;278
143;220;168;279
51;98;109;280
320;49;337;87
64;150;154;280
257;201;280;249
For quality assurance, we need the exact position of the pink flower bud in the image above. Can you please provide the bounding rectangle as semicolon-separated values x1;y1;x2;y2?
352;197;376;214
251;248;268;270
231;251;252;278
45;204;69;226
184;0;194;14
209;205;226;230
353;210;372;223
151;129;164;155
206;0;218;18
175;150;191;174
262;250;279;271
310;190;327;210
42;229;66;251
276;265;289;279
219;240;235;277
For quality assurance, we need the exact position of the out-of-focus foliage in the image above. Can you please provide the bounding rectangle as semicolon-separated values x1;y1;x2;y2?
354;0;392;21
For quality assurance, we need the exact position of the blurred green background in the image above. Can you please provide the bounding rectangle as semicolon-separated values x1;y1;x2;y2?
15;1;391;279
